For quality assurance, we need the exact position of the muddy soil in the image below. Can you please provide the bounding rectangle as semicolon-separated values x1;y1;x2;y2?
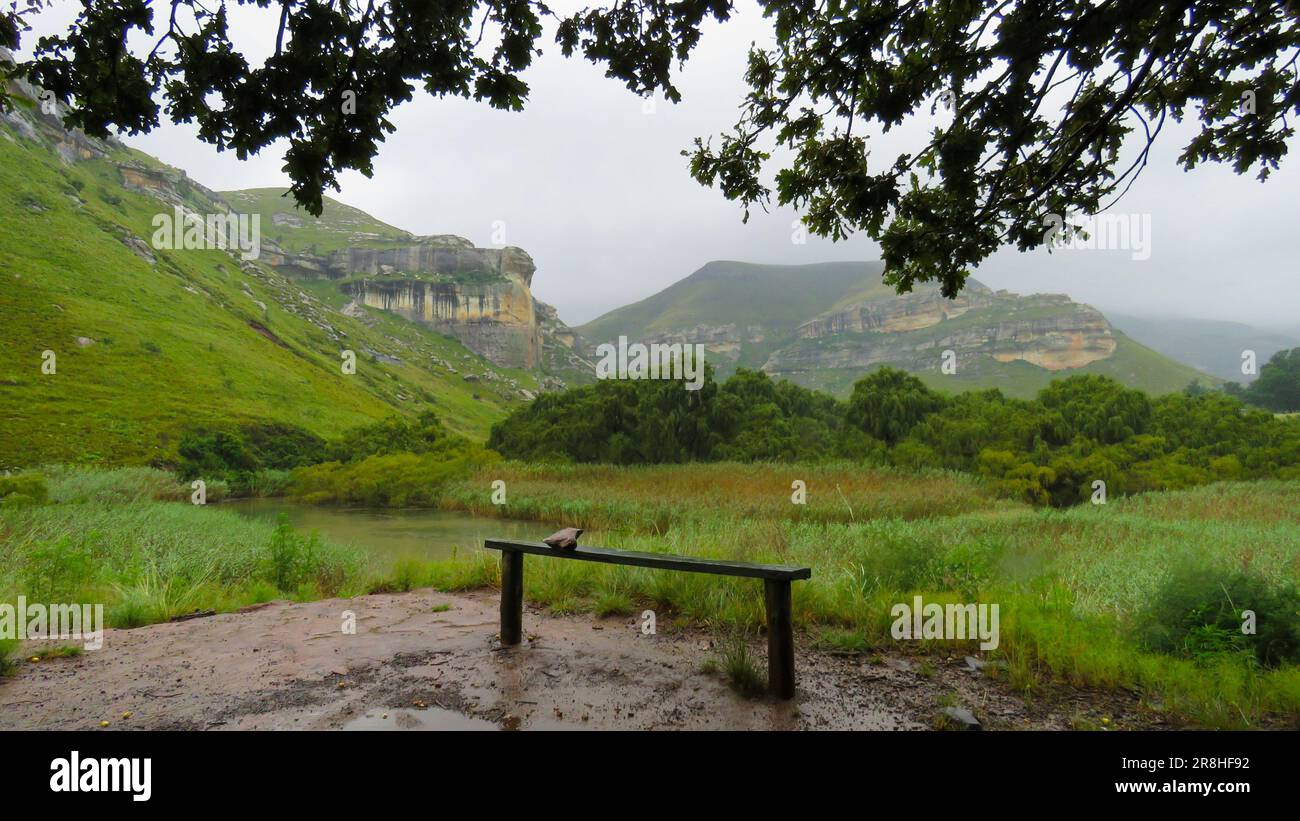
0;589;1169;730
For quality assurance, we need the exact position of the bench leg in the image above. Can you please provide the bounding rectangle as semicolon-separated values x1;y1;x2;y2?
765;578;795;699
500;550;524;645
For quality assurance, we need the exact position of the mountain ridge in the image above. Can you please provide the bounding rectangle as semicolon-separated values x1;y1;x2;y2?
1105;312;1298;383
577;260;1218;398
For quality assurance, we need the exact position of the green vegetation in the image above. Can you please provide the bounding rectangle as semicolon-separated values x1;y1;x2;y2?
0;466;433;630
0;500;363;628
1226;348;1300;412
714;631;767;699
168;409;502;506
0;120;535;471
0;472;48;507
447;469;1299;727
577;261;1215;396
488;367;1300;506
219;188;417;254
287;440;498;506
443;461;1009;528
0;638;17;676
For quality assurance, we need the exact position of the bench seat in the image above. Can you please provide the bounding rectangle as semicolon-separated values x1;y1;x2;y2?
484;539;811;580
483;538;812;699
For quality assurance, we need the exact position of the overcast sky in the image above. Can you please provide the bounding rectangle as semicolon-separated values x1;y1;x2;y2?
23;1;1300;330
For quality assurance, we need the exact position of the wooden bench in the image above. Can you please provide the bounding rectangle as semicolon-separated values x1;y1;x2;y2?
483;539;812;699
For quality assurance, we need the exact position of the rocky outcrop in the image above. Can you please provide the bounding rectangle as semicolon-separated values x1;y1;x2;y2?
797;282;996;337
536;300;592;385
765;288;1117;377
1;49;114;163
339;253;543;369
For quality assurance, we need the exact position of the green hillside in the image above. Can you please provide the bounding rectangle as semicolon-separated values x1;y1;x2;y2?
577;259;1219;399
0;104;533;470
790;331;1216;398
220;187;421;255
1107;313;1298;383
578;260;890;341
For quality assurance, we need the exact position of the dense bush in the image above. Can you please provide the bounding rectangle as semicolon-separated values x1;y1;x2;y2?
0;472;48;507
489;367;861;464
488;367;1300;506
1137;565;1300;668
287;436;499;506
323;410;445;462
175;413;449;495
1226;347;1300;412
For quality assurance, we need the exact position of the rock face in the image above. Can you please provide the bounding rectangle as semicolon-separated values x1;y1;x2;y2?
1;49;114;163
767;283;1117;377
576;258;1134;397
797;283;994;337
335;248;543;369
246;216;562;371
536;300;592;384
226;190;566;372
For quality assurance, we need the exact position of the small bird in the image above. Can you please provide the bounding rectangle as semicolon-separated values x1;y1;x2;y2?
543;527;583;550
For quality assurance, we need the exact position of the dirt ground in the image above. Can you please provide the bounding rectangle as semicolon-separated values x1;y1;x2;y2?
0;589;1167;731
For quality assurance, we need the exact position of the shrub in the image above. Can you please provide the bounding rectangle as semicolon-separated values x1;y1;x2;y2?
1136;565;1300;668
0;472;48;506
287;436;498;507
264;514;321;592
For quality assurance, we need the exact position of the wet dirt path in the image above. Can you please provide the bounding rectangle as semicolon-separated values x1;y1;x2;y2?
0;589;1162;730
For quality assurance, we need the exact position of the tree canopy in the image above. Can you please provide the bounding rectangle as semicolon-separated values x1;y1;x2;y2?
2;0;1296;295
486;366;1300;506
1229;346;1300;411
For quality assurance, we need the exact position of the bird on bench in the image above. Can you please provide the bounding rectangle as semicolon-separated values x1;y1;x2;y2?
543;527;583;550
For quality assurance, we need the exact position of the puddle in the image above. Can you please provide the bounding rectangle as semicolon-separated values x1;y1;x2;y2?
342;708;498;731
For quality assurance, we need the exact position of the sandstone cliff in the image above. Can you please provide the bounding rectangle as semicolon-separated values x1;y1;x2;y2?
769;283;1118;376
335;246;543;369
219;187;573;375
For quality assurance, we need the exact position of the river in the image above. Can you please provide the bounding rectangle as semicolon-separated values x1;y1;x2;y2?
221;498;545;566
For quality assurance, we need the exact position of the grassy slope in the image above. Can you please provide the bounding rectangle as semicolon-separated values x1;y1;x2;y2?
577;260;891;342
219;187;418;255
1107;312;1298;383
0;124;530;469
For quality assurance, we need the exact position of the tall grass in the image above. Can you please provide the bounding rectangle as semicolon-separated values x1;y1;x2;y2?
442;461;1015;530
0;501;365;627
3;463;1296;726
39;464;218;504
439;471;1300;727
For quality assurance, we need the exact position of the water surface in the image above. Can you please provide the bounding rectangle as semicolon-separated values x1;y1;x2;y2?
222;499;543;566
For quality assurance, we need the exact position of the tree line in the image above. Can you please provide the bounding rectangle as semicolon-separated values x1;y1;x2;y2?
488;351;1300;507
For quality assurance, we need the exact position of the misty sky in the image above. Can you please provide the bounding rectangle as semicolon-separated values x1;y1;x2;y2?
22;1;1300;330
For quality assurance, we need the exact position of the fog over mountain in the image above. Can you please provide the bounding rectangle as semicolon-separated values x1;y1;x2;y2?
21;0;1299;328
